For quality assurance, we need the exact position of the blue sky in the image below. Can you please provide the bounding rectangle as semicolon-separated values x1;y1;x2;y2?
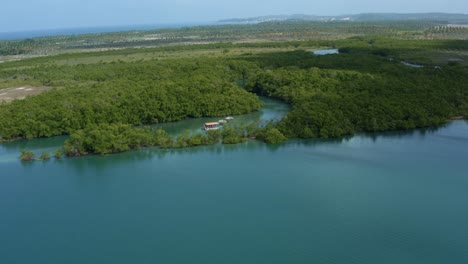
1;0;467;32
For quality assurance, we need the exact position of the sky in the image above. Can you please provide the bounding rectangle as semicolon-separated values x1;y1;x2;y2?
1;0;467;32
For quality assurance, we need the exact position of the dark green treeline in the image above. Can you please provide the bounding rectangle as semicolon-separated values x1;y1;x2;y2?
1;37;467;156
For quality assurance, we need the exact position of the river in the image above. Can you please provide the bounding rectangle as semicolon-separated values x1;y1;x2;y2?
1;98;468;263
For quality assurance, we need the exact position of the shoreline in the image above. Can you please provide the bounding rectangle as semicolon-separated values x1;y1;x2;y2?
11;119;468;161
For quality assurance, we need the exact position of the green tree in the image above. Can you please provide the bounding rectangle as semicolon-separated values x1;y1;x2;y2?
261;128;287;144
54;148;64;159
20;149;34;161
40;152;50;160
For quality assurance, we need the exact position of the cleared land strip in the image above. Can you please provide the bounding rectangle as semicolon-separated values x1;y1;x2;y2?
0;87;50;102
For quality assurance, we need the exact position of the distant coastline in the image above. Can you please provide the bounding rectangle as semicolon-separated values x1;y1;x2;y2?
0;22;213;41
3;12;468;41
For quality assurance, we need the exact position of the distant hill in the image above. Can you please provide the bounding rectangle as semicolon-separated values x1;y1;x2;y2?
219;13;468;24
353;13;468;23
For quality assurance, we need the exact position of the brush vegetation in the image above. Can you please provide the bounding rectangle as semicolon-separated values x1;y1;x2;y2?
0;22;467;156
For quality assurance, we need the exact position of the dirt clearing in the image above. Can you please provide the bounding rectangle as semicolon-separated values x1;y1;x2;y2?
0;86;51;103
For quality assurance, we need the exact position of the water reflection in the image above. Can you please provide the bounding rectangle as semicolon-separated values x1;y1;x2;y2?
359;125;445;142
2;124;468;264
293;136;350;147
57;140;291;173
151;96;289;135
0;96;290;164
3;120;466;171
0;135;68;151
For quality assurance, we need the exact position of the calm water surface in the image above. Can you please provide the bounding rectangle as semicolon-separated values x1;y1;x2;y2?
152;97;289;135
312;49;340;55
0;22;213;40
1;108;468;263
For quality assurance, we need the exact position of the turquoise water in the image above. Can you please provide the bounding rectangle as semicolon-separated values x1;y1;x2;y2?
312;49;340;55
1;116;468;263
0;22;213;40
152;97;289;135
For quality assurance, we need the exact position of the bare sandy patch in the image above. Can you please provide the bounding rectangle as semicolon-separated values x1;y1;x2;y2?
0;86;51;103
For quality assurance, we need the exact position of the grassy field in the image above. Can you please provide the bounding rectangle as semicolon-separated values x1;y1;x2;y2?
0;36;467;94
2;20;468;63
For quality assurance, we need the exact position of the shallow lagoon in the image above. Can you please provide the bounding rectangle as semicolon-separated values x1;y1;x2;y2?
312;49;340;55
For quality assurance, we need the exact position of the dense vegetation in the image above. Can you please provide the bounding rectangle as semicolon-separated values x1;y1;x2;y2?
236;37;468;138
62;123;259;156
19;149;34;161
247;60;467;138
0;58;262;140
0;24;467;157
